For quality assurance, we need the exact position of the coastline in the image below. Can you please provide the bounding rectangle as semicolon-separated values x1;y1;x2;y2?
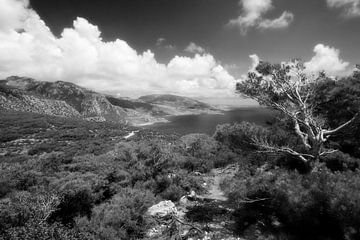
129;109;225;127
129;106;267;127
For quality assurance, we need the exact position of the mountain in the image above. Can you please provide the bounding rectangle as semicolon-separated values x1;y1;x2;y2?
0;77;219;125
0;76;127;123
139;94;220;115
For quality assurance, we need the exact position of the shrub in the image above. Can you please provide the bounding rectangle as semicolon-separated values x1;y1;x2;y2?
76;188;157;240
39;152;64;173
50;173;109;224
0;133;22;143
0;191;61;235
28;143;55;156
226;169;360;240
2;220;89;240
213;122;260;153
212;146;237;168
321;151;360;172
154;171;203;201
0;181;12;198
13;170;43;191
159;184;185;202
186;204;227;225
180;133;218;158
181;156;213;173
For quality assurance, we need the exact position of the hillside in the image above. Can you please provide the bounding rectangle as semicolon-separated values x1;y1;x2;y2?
139;94;221;115
0;76;127;123
0;77;219;126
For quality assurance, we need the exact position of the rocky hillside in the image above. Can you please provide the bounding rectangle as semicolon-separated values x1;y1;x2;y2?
0;76;127;123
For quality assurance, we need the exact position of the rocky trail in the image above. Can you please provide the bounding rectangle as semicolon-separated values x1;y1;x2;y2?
200;164;239;202
146;164;242;240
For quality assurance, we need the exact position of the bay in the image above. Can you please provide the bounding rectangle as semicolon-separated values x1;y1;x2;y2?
145;107;275;135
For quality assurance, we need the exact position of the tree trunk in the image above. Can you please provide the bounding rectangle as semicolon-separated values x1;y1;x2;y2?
310;142;323;172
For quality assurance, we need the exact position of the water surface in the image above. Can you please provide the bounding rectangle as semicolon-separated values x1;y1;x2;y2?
146;107;275;135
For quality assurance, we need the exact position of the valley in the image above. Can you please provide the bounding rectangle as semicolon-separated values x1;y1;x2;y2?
0;76;221;127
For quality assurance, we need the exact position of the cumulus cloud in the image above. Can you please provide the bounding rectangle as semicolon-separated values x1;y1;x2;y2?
246;44;349;78
156;37;175;50
249;54;260;71
228;0;294;35
304;44;350;75
0;0;237;98
0;0;30;31
185;42;206;54
327;0;360;18
258;11;294;30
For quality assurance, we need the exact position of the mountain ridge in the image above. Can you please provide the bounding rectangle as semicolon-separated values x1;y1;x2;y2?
0;76;220;125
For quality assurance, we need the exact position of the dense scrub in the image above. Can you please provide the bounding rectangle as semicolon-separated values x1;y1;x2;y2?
221;168;360;240
0;110;235;240
215;74;360;239
314;75;360;158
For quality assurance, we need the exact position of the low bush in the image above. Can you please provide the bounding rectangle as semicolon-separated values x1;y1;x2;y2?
226;169;360;240
2;220;89;240
76;188;157;240
50;172;109;224
28;143;55;156
321;151;360;172
186;204;227;225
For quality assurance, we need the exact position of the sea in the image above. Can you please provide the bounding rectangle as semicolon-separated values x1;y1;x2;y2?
145;107;275;136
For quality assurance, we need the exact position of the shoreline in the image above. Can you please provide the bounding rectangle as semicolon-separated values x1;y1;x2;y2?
130;106;266;127
130;109;225;127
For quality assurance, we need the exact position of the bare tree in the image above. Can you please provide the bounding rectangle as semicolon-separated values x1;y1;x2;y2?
237;60;359;168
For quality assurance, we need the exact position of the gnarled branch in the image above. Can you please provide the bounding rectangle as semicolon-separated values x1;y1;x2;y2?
323;113;359;136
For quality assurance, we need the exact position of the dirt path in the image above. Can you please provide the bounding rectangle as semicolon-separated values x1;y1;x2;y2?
201;164;239;202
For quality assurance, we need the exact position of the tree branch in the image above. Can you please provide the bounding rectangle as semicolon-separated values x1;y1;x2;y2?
319;149;339;156
252;137;313;163
323;113;359;136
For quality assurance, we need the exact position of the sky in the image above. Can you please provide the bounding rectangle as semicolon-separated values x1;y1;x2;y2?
0;0;359;100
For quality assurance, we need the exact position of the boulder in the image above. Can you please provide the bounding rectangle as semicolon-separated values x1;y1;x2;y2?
147;200;178;219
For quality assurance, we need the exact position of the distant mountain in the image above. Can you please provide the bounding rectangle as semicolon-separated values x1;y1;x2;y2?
139;94;220;115
0;77;219;125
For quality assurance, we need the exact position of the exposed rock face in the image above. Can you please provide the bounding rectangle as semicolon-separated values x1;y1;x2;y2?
0;93;81;118
147;200;178;219
0;76;127;123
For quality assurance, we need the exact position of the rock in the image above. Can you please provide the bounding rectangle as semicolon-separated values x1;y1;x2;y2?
179;190;200;207
146;201;181;238
189;190;197;198
179;195;189;206
147;200;178;219
147;225;168;238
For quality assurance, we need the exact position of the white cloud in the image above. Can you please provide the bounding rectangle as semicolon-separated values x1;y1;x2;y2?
0;0;30;31
258;11;294;30
327;0;360;18
228;0;294;35
224;63;239;71
304;44;350;75
0;0;237;98
156;37;166;46
185;42;206;54
156;37;175;50
249;54;260;71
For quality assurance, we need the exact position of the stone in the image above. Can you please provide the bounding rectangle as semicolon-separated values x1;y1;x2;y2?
147;200;178;219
